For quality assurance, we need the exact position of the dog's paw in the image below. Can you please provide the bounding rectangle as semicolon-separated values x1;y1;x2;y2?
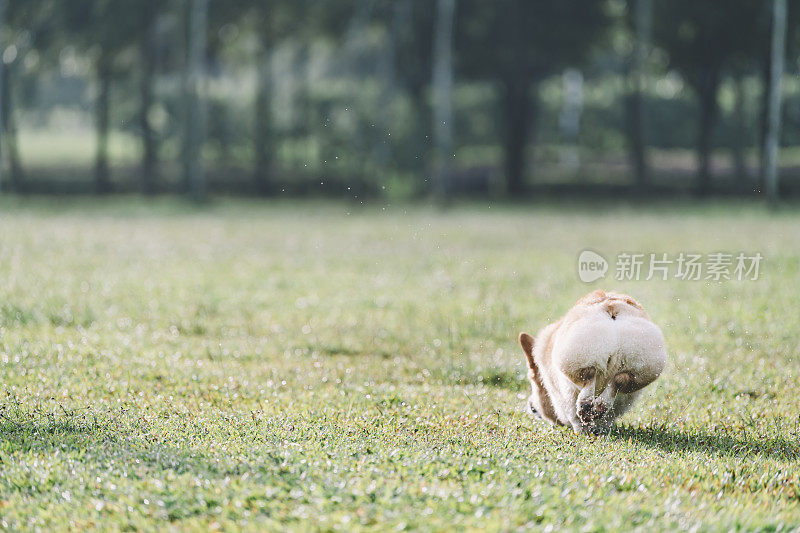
577;402;595;424
577;401;610;425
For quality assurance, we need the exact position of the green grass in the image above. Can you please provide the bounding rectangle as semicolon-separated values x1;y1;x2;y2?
0;198;798;531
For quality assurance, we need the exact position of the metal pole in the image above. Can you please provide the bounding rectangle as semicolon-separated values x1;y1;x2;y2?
764;0;787;202
0;0;5;193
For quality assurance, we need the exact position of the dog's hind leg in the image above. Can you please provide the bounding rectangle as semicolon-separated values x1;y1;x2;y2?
576;378;595;420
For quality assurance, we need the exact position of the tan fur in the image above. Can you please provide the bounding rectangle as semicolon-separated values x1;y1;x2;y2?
519;290;667;435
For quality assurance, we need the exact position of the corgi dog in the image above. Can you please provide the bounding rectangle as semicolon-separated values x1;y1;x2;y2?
518;290;667;435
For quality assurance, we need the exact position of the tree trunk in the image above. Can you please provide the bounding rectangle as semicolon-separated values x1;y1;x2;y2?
502;77;533;196
625;0;652;188
1;60;23;191
292;46;313;162
0;0;4;192
139;0;158;194
95;58;112;194
431;0;456;203
624;90;647;188
408;84;431;196
758;32;772;190
729;72;748;184
405;1;431;193
694;70;720;196
374;2;403;186
764;0;787;202
253;37;272;195
182;0;209;200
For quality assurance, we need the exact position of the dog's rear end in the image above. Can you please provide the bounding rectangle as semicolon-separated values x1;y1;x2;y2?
519;290;666;434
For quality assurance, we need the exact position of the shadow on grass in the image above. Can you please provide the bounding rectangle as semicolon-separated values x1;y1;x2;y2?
0;403;124;454
0;405;282;523
0;401;283;479
610;423;800;462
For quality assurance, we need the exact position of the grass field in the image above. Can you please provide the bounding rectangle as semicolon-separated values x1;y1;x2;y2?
0;198;798;531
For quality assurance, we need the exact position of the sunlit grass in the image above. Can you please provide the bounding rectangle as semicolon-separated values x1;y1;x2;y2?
0;198;797;530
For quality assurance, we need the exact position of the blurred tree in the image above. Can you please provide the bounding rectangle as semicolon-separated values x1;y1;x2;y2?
208;0;351;195
182;0;209;200
724;2;798;189
252;16;276;196
207;0;270;193
298;1;356;191
62;0;143;193
1;0;58;191
623;0;652;189
653;0;768;195
431;0;455;202
60;0;173;195
457;0;609;195
0;0;4;191
139;0;160;194
393;1;435;192
6;0;799;199
728;71;749;184
0;0;6;192
389;0;435;191
373;1;405;182
249;2;306;195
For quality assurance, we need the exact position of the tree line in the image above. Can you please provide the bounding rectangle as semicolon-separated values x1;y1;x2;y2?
0;0;797;199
